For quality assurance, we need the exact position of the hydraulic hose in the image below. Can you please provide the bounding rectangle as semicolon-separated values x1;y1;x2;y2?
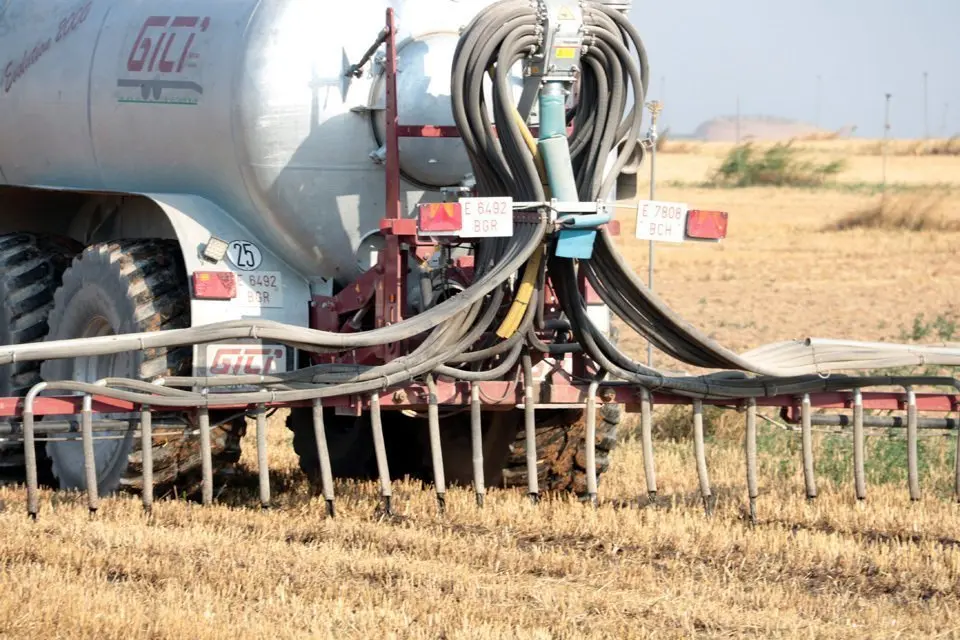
0;216;546;367
450;0;960;401
7;0;960;408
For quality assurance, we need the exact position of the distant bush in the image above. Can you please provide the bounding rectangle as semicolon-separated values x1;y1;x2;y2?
824;193;960;232
926;136;960;156
710;141;846;187
898;310;959;343
860;136;960;157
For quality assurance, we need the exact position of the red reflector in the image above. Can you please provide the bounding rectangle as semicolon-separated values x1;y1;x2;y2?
417;202;462;234
193;271;237;300
686;210;729;239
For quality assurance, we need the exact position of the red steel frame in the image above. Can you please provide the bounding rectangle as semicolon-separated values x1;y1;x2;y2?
307;7;617;368
1;388;957;418
2;8;958;423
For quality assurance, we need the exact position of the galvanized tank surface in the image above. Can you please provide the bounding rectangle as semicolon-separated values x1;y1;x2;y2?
0;0;515;284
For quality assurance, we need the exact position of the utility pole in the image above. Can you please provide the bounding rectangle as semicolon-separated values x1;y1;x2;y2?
645;99;663;367
923;71;929;139
882;93;892;194
816;75;822;129
735;95;741;144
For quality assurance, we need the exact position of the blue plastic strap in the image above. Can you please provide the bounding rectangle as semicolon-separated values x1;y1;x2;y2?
555;229;598;259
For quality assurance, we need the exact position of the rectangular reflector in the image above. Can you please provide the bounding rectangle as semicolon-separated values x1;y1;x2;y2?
193;271;237;300
417;202;462;235
686;210;729;240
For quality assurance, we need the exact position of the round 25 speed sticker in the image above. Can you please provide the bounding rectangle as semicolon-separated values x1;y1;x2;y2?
227;241;263;271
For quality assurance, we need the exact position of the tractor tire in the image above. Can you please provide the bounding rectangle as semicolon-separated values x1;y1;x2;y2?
288;406;380;484
0;233;81;483
40;240;244;496
288;402;621;497
500;403;622;495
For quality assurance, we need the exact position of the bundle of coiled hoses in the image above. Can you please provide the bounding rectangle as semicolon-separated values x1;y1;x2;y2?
0;0;958;408
449;0;960;400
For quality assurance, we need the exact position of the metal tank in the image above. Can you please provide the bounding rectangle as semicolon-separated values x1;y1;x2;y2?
0;0;516;286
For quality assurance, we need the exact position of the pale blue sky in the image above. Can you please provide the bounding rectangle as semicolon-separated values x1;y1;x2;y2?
628;0;960;139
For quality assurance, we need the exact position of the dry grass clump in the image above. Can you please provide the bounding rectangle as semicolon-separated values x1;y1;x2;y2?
860;137;960;157
793;130;843;142
0;414;958;639
825;193;960;232
648;128;702;155
923;136;960;156
657;140;702;154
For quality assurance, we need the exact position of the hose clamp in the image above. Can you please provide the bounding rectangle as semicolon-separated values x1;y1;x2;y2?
526;0;584;82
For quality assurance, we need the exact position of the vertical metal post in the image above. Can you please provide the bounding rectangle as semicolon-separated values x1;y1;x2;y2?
735;95;741;144
644;100;663;368
470;384;485;507
585;382;599;507
882;93;892;193
198;407;213;506
23;382;47;519
378;6;403;360
692;399;712;515
425;375;446;514
383;7;402;226
815;74;822;128
640;388;657;498
81;393;99;514
312;399;336;517
923;71;929;139
906;388;920;501
370;392;393;516
954;401;960;503
143;378;166;514
256;404;270;509
853;389;866;500
800;394;817;499
521;353;539;504
141;405;154;513
745;398;758;523
82;380;111;513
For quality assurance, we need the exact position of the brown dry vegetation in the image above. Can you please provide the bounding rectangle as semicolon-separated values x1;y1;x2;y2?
825;193;960;233
660;136;960;158
2;141;960;638
2;419;959;639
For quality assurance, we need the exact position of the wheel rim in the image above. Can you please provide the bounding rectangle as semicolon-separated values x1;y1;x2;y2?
75;316;116;383
47;314;136;494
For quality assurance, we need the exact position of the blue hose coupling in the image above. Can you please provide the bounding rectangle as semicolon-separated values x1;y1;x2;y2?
554;204;611;259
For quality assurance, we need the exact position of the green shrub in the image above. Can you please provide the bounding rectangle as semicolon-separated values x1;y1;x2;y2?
711;142;845;187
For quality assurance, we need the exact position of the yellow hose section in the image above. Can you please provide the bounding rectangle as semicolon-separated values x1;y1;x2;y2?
488;68;549;339
495;243;543;339
486;68;549;190
514;109;549;188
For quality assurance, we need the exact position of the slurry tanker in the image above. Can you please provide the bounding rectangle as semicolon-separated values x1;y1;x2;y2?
1;0;958;518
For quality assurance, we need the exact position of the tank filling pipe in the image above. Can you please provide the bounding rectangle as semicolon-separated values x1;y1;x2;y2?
537;82;579;202
312;399;336;517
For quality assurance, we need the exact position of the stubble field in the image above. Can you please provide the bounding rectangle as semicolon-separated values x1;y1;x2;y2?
0;140;959;638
